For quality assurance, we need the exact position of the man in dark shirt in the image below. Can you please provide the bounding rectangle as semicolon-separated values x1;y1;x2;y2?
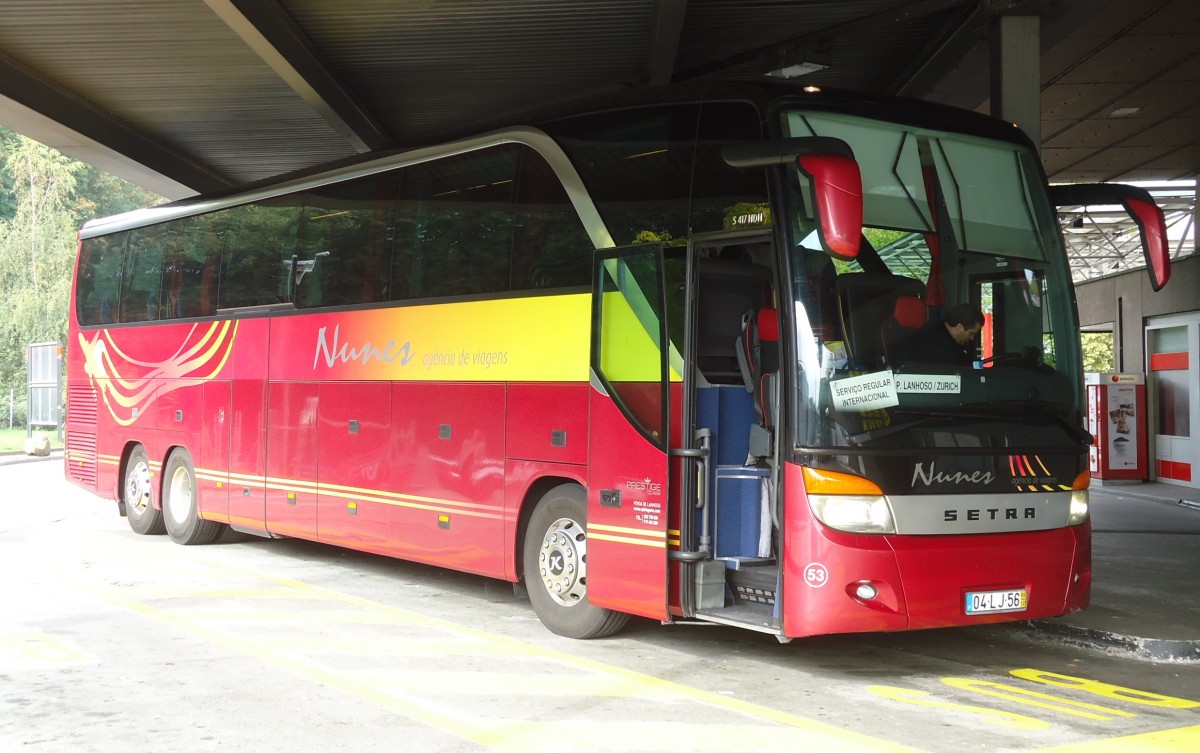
907;303;984;366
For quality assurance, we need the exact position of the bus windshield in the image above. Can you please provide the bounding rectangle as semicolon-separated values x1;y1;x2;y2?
780;108;1084;453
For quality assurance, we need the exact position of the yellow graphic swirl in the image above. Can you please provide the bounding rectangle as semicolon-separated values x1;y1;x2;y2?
77;321;238;426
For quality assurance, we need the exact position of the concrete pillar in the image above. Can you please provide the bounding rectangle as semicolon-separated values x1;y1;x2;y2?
990;15;1041;153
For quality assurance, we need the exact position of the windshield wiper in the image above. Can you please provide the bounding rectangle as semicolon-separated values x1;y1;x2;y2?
846;404;1093;448
980;400;1094;446
847;409;999;446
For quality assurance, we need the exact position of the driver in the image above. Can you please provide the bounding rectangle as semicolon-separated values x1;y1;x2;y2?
906;303;984;366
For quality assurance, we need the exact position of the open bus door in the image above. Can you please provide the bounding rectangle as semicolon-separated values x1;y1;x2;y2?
585;245;674;622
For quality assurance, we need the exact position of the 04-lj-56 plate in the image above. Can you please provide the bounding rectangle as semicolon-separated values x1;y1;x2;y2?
965;588;1028;615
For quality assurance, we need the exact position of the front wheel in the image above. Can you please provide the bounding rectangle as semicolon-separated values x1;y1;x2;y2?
123;444;164;535
522;484;628;639
162;449;222;545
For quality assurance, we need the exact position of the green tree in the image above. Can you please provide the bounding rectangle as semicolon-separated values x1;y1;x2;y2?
0;128;160;422
1081;331;1115;373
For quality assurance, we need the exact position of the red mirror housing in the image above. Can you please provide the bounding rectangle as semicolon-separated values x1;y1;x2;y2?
1048;183;1170;292
723;137;864;260
796;153;863;260
1123;196;1170;291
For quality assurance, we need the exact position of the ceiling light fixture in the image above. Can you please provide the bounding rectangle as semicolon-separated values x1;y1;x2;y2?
1108;106;1143;118
761;41;830;79
765;61;829;79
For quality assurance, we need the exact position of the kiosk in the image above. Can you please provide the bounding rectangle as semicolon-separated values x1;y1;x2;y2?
1085;373;1148;481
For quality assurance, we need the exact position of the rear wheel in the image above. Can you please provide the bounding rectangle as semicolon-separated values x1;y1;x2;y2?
123;445;164;535
522;484;628;639
162;449;222;545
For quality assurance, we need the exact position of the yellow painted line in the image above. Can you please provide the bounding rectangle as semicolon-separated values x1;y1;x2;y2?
195;469;505;519
589;522;665;538
1028;725;1200;752
869;685;1049;731
65;538;1199;753
358;669;691;700
588;532;667;549
590;522;666;547
941;678;1136;720
0;630;93;671
68;551;923;753
1009;669;1200;709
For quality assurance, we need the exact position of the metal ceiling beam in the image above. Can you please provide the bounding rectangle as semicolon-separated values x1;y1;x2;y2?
0;48;231;195
887;3;986;98
647;0;688;85
674;0;975;81
203;0;392;153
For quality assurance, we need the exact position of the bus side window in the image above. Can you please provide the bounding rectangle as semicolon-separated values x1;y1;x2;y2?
217;197;301;309
511;147;592;290
120;225;166;323
397;146;519;299
76;234;125;326
297;171;400;309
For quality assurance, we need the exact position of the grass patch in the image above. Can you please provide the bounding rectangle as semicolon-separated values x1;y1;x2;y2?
0;428;62;453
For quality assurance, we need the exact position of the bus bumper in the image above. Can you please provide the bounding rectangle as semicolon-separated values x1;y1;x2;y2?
781;517;1091;639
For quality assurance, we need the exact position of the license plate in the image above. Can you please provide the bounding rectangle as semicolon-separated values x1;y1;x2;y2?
965;589;1028;615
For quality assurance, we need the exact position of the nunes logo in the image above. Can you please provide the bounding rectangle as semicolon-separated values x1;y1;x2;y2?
912;461;996;488
314;325;414;369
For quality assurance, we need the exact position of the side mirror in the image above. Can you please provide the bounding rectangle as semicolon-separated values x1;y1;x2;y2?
1049;183;1170;291
723;137;864;260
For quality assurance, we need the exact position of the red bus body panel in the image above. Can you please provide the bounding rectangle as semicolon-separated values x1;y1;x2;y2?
585;387;670;621
780;461;1090;638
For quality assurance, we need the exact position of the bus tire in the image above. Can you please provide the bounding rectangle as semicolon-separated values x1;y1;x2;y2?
522;484;629;639
123;444;164;535
162;449;221;545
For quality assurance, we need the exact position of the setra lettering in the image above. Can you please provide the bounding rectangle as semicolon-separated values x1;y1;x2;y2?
944;508;1037;522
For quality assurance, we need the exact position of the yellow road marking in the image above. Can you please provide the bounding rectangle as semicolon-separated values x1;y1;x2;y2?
0;630;93;671
942;678;1136;720
65;546;923;753
868;685;1050;731
53;533;1199;753
1028;725;1200;752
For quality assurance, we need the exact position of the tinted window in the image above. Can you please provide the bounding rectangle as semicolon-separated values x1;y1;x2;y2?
543;102;766;245
119;225;166;323
511;149;593;290
296;172;400;308
76;235;125;325
75;143;592;325
392;146;518;299
216;196;301;310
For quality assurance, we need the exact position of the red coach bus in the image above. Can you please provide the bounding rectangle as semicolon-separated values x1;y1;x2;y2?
65;83;1170;640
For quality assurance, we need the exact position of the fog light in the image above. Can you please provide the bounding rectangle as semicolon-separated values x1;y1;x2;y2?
855;583;878;601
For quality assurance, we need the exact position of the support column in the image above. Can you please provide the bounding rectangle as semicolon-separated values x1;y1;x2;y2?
990;15;1041;153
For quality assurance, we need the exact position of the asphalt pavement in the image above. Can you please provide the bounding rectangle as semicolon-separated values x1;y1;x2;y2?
4;449;1197;661
1029;479;1200;661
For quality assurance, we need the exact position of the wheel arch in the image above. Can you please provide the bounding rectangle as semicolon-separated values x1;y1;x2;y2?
513;474;586;583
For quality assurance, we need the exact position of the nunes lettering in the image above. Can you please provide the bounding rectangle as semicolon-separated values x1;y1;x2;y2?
314;325;414;369
912;461;996;488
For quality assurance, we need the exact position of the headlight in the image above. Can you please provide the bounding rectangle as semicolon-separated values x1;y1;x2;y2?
1068;489;1090;526
808;494;896;534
